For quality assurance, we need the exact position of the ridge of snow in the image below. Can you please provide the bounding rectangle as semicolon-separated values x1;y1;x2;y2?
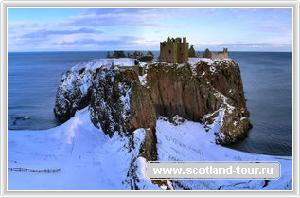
72;58;136;72
188;58;213;65
8;107;156;190
8;108;291;190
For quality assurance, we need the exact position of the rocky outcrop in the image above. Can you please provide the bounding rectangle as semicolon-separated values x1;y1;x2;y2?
144;59;251;144
54;58;251;150
188;45;197;57
190;60;251;143
146;62;221;121
88;66;157;160
54;68;93;122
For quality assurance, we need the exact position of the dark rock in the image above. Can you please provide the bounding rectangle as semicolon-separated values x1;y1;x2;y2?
53;68;93;122
138;55;153;62
188;45;197;57
89;67;157;160
54;59;251;149
146;62;222;122
107;51;127;58
203;48;212;59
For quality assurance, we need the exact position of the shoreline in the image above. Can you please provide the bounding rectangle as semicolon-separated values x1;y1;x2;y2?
9;53;289;156
8;107;292;190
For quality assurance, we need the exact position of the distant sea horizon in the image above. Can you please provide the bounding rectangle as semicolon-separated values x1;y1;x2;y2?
8;50;293;53
8;51;292;156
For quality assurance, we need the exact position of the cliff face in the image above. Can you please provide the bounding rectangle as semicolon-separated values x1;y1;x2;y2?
146;62;221;121
144;60;251;144
54;67;93;122
89;66;157;160
54;58;251;159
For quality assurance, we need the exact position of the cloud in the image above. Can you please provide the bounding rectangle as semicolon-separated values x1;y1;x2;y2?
8;24;105;51
22;27;103;39
8;8;170;51
57;36;150;50
65;8;164;27
8;8;292;52
259;25;292;34
194;43;292;52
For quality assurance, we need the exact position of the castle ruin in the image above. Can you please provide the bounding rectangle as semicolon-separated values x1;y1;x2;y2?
160;37;229;63
203;48;228;60
159;37;189;63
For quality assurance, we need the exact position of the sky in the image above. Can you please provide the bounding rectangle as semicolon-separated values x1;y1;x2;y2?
8;8;292;52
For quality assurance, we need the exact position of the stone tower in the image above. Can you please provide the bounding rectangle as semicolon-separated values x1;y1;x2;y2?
159;37;189;63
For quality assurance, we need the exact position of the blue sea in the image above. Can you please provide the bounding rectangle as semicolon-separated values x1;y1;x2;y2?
8;51;292;156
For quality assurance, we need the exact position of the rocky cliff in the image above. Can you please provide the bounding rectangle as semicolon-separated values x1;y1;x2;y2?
54;58;251;160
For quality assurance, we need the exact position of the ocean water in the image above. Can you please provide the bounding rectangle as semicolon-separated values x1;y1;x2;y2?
229;52;292;156
8;51;292;156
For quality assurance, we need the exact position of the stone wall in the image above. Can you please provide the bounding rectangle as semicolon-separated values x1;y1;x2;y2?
176;42;189;63
160;37;188;63
211;48;228;60
160;41;177;63
203;48;228;60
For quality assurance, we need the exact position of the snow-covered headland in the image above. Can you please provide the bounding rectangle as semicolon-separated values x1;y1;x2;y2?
8;58;292;190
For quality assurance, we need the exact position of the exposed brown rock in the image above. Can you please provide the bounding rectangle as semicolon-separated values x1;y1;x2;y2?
127;73;156;131
146;63;223;122
89;67;157;160
195;60;248;109
219;108;252;144
54;59;251;151
142;60;250;144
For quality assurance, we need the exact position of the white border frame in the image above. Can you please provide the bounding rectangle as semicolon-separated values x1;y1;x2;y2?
1;1;299;197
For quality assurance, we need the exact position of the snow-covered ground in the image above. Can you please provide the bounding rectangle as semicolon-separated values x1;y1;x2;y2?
188;57;214;65
156;116;292;190
8;108;157;190
72;58;136;71
8;108;291;190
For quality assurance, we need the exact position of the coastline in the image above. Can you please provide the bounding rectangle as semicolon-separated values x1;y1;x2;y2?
8;52;292;155
8;107;291;190
8;55;292;190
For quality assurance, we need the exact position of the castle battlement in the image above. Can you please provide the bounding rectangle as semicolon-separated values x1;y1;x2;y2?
160;37;229;63
160;37;189;63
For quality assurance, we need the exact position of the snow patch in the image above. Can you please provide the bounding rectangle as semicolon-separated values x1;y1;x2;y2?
156;116;291;190
73;58;136;72
188;58;213;65
134;156;148;180
213;91;235;114
119;82;132;121
138;73;148;86
8;108;155;190
209;65;217;74
66;117;82;145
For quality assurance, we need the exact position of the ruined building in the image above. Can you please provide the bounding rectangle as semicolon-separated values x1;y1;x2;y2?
160;37;229;63
203;48;228;60
160;37;189;63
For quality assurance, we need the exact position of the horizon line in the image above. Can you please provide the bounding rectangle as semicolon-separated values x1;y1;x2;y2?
8;49;293;53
